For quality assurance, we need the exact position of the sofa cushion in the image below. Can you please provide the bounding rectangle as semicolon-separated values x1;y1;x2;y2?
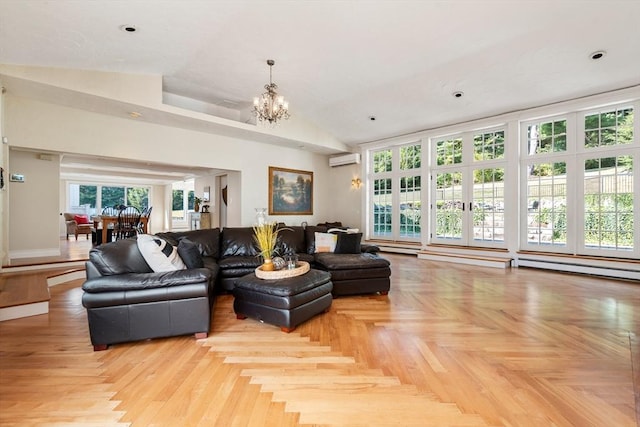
82;269;212;293
314;232;337;253
218;255;262;270
276;226;306;255
333;232;362;254
221;227;260;257
89;238;153;276
304;225;328;254
317;221;343;228
156;228;220;259
137;234;186;272
177;238;204;269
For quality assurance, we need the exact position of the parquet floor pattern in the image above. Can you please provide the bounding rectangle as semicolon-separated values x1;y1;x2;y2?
1;254;638;426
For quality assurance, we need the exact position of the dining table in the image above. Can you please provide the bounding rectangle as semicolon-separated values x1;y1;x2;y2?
93;215;149;243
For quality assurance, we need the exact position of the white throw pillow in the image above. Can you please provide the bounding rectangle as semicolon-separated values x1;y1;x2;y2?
137;234;186;272
314;232;337;253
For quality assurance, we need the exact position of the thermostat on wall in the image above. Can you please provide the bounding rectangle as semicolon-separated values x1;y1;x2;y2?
10;173;25;183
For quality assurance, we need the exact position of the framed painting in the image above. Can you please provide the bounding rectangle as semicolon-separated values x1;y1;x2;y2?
269;166;313;215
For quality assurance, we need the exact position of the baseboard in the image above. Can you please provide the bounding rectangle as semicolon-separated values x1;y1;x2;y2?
2;260;86;274
0;301;48;322
379;246;420;255
9;248;60;259
47;269;86;287
517;258;640;281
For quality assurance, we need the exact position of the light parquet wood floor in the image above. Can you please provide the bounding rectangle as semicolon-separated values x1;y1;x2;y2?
1;254;638;426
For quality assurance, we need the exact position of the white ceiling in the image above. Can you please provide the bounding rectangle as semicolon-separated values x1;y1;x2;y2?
1;0;639;148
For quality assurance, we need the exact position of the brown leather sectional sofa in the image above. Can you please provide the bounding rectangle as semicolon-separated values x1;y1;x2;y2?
81;225;390;350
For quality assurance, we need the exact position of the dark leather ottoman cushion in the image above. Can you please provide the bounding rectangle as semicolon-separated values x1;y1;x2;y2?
313;253;390;270
328;267;390;281
234;269;333;309
233;281;333;310
235;269;331;297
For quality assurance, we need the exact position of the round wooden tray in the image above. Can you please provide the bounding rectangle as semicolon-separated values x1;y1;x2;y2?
255;260;310;280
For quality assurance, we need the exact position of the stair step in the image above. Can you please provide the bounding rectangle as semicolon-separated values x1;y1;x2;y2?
418;250;512;269
0;267;85;321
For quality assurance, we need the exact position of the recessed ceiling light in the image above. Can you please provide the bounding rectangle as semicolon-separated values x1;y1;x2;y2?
452;91;464;98
590;50;606;60
120;25;137;33
369;116;376;121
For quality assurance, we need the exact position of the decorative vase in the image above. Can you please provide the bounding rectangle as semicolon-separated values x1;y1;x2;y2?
194;202;200;212
255;208;267;225
261;258;275;271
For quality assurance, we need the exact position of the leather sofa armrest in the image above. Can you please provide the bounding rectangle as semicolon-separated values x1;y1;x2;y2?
82;269;212;293
360;244;380;254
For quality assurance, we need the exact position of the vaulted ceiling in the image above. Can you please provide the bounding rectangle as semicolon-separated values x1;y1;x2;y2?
1;0;638;151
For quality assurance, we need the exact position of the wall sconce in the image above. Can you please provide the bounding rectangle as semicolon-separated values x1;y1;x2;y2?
351;177;362;189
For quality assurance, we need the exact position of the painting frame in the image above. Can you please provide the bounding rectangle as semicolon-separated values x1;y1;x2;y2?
268;166;313;215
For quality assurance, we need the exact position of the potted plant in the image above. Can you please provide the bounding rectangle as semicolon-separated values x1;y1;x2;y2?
253;221;283;271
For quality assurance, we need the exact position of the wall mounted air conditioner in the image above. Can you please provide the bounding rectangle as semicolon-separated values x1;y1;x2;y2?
329;153;361;167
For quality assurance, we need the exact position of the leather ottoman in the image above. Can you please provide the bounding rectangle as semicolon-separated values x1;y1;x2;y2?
314;253;391;296
233;269;333;332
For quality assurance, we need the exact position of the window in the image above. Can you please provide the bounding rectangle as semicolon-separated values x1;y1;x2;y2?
373;178;392;237
472;167;505;243
399;145;421;239
521;104;637;257
369;143;422;241
474;130;505;161
528;119;567;154
583;155;634;252
126;187;149;211
436;137;462;165
579;105;635;255
584;107;633;148
524;161;567;247
69;183;150;216
172;189;185;220
102;186;125;209
171;180;195;227
434;171;463;241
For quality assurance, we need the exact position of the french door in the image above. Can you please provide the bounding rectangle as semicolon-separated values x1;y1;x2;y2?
430;130;507;248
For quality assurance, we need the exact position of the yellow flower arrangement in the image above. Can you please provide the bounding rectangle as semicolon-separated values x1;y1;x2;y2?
253;221;279;261
253;222;291;271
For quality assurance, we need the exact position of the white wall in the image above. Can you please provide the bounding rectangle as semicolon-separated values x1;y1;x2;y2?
324;163;363;229
8;149;60;257
0;82;7;265
2;94;360;255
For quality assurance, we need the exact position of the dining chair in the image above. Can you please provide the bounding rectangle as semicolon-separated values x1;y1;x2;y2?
115;206;141;240
101;206;120;216
135;206;152;234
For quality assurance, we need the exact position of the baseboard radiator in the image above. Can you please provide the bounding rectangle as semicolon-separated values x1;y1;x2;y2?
516;256;640;281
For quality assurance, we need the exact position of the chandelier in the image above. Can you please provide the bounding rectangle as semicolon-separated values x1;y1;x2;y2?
253;59;290;124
